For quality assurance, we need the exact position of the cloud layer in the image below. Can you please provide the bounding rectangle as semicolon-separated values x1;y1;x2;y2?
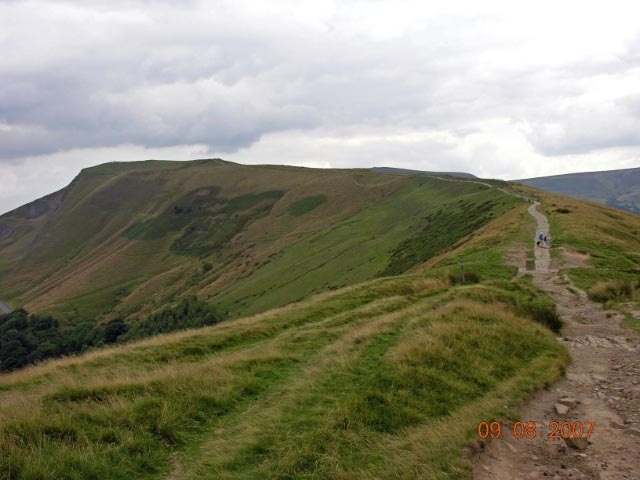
1;0;640;213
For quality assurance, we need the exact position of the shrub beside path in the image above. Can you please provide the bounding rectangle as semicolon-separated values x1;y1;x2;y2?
472;202;640;480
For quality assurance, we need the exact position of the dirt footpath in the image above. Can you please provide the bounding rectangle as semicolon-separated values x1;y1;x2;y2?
472;203;640;480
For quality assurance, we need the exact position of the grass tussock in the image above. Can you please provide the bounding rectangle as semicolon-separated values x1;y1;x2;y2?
442;276;564;333
446;270;480;285
589;278;639;303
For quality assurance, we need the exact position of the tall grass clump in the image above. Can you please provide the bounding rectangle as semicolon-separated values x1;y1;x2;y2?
588;279;638;303
516;299;563;333
454;278;564;333
446;270;480;285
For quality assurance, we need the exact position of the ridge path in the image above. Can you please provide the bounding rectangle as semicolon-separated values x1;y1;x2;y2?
472;202;640;480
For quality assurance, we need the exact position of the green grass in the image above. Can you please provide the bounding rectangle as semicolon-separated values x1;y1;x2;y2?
619;309;640;332
0;272;568;480
287;195;327;216
213;177;521;317
44;280;141;324
568;268;638;295
381;197;515;276
0;160;407;321
6;164;640;479
123;188;284;257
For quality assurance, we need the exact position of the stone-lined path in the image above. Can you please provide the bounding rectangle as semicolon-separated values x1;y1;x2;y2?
529;202;551;273
473;202;640;479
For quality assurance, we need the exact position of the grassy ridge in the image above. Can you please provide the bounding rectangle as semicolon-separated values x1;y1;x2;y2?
0;272;568;480
212;177;520;317
0;160;522;326
381;195;514;276
0;160;410;323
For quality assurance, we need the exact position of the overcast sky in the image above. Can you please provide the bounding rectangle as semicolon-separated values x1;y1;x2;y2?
1;0;640;214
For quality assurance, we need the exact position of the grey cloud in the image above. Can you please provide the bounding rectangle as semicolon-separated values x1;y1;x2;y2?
0;1;483;161
525;94;640;156
1;0;640;169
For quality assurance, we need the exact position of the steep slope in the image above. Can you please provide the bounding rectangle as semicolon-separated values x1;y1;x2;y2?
518;167;640;214
0;160;520;325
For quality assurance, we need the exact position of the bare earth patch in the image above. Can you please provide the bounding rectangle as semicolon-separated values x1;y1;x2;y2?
558;248;593;269
472;203;640;480
502;245;528;278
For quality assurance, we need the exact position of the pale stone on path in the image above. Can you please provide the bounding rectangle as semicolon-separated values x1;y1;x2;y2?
558;397;578;409
563;437;589;450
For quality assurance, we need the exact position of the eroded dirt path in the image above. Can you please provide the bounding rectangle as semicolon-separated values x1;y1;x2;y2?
473;202;640;480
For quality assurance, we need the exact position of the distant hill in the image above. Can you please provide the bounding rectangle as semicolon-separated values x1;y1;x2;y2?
371;167;477;179
518;167;640;214
0;159;518;326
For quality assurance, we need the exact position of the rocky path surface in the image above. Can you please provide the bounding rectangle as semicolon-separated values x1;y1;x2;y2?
473;202;640;480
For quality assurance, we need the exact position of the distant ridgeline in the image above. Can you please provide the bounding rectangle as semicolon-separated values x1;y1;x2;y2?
518;167;640;215
0;297;221;372
371;167;477;179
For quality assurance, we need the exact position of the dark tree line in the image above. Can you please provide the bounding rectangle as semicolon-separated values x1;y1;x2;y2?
0;296;221;372
120;296;220;341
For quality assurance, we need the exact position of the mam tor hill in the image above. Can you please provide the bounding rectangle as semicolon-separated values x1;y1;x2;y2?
0;159;639;479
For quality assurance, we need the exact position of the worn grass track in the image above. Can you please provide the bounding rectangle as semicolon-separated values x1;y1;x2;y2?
0;272;568;480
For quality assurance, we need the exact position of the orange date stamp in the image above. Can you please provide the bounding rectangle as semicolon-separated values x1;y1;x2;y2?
477;421;595;440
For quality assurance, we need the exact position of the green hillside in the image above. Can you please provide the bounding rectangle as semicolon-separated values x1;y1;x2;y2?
518;167;640;214
3;161;640;478
0;262;569;480
0;160;519;326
